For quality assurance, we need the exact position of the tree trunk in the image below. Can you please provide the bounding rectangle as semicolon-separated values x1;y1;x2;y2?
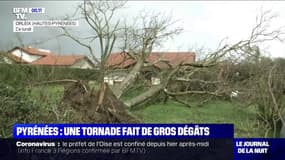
280;114;285;138
124;84;164;108
280;123;285;138
115;60;144;98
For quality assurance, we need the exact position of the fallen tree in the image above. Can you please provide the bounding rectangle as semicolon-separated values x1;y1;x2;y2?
57;0;285;135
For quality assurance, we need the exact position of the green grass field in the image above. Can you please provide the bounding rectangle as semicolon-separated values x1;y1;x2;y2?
132;101;264;137
30;85;265;138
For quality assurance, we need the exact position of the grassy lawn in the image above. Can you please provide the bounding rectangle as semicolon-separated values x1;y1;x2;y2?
30;85;64;105
30;85;265;138
131;101;264;138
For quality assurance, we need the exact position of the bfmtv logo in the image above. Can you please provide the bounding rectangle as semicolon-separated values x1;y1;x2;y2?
12;7;45;14
12;8;29;14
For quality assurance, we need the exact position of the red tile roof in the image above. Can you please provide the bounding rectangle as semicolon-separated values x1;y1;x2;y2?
31;55;86;66
107;52;195;69
107;52;136;68
8;46;90;66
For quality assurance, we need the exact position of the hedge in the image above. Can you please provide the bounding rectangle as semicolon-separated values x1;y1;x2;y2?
0;64;99;86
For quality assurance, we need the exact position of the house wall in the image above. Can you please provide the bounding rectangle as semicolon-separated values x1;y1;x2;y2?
104;71;127;86
105;70;162;86
71;59;94;69
11;49;42;62
151;77;161;85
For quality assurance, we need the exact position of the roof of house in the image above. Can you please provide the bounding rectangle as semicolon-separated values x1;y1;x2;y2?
107;52;196;69
31;55;86;66
10;46;52;56
8;46;92;66
107;52;136;68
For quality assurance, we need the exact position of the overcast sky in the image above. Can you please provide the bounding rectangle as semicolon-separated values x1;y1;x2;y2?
1;1;285;58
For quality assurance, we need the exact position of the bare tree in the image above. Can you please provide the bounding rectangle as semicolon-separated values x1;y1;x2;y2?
58;0;143;123
242;58;285;138
61;0;126;82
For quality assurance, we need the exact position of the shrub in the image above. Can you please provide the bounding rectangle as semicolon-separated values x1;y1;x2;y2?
0;84;41;137
0;64;99;86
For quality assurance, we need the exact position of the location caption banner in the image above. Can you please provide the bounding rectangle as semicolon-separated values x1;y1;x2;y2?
13;124;233;139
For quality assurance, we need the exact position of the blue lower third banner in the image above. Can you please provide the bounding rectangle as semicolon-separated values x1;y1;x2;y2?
13;124;233;139
0;124;234;160
0;124;283;159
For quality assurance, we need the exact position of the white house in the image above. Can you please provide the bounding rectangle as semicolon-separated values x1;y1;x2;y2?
8;46;95;69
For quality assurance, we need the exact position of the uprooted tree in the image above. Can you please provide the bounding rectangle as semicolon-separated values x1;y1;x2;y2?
58;0;184;123
59;0;141;123
57;0;285;136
